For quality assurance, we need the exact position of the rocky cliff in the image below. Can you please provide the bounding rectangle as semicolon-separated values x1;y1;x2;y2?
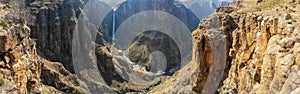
0;2;86;93
27;0;84;73
191;1;300;93
0;11;41;94
151;1;300;93
218;4;300;94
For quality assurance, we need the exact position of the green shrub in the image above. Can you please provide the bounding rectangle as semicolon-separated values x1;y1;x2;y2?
286;13;292;20
0;21;8;28
0;78;4;86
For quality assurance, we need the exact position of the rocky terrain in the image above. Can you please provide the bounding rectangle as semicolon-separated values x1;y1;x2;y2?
0;1;87;94
0;0;300;94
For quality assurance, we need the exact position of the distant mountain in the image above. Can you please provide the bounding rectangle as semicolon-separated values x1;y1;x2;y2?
100;0;201;42
175;0;232;20
99;0;232;42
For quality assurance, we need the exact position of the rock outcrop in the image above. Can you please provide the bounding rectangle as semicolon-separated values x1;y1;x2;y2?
0;10;41;93
191;5;300;94
0;3;86;93
191;12;237;93
27;0;84;73
219;12;300;94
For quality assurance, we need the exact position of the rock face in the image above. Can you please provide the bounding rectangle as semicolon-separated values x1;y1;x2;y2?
0;4;86;93
0;18;41;94
191;12;237;93
40;57;87;93
27;0;84;73
127;30;181;72
190;7;300;94
218;13;300;94
100;0;201;42
115;0;199;30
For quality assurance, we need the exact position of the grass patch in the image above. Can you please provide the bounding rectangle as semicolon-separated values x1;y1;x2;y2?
0;78;4;86
0;21;8;28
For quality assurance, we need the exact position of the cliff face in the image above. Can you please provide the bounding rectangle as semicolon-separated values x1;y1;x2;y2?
115;0;200;30
27;0;84;73
191;12;237;93
219;13;300;94
0;3;86;93
191;6;300;94
0;17;41;94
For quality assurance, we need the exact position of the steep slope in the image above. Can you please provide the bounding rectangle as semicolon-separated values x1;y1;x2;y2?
27;0;84;73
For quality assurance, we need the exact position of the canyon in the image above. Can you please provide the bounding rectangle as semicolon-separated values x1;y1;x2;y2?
0;0;300;94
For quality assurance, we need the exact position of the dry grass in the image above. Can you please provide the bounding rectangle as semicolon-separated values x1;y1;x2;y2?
236;0;300;23
240;0;292;11
256;0;287;10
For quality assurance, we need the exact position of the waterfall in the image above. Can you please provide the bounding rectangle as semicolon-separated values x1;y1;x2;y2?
112;8;116;41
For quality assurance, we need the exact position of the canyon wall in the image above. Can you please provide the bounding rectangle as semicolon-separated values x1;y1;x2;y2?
191;7;300;93
0;18;41;94
191;12;236;93
0;3;86;93
27;0;84;72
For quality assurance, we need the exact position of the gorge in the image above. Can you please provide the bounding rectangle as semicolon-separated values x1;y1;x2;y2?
1;0;300;94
